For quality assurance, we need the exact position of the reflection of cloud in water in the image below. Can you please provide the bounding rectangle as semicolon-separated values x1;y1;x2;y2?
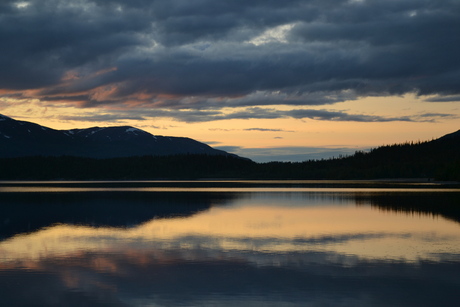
1;193;460;306
2;205;460;263
1;248;460;307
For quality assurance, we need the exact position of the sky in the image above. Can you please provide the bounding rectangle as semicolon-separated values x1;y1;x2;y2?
0;0;459;162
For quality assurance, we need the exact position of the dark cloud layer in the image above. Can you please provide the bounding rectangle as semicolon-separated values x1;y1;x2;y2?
1;0;459;120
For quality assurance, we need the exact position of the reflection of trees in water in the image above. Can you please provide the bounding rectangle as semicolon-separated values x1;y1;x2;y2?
354;193;460;224
0;192;241;240
2;188;459;240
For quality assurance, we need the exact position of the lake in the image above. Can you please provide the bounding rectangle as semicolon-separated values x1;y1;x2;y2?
0;180;459;306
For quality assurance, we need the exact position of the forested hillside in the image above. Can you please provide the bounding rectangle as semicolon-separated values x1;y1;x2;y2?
0;130;458;181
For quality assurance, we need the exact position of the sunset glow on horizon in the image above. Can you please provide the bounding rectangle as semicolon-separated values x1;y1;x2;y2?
1;0;459;162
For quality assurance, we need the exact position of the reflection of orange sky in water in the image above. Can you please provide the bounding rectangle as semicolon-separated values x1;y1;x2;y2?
1;205;460;264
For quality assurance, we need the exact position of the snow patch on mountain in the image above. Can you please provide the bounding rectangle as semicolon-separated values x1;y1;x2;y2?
125;127;144;135
85;127;105;137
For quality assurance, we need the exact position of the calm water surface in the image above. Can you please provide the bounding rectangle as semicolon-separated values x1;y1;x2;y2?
0;181;459;306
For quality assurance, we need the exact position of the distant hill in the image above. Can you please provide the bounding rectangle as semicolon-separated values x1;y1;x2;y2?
0;114;232;158
437;129;460;141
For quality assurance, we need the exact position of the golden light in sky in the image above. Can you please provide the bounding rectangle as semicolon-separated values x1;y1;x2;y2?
0;0;459;161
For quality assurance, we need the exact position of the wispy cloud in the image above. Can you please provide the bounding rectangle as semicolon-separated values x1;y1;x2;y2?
424;95;460;103
244;128;294;132
56;107;456;124
59;113;146;123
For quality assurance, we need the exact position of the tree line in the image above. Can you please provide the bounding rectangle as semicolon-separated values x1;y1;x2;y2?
0;135;458;181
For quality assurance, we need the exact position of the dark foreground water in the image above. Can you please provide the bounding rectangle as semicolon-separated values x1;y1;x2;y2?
0;181;459;307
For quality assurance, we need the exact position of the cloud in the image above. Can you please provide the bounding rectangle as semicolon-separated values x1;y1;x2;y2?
1;0;460;116
215;145;366;162
59;113;146;123
424;95;460;102
244;128;294;132
208;128;235;132
417;113;458;119
56;107;455;124
165;107;448;123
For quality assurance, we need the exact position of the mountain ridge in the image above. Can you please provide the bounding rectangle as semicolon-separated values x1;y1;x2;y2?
0;114;458;181
0;114;233;158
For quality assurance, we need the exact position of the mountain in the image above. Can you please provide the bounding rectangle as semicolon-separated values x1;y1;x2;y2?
0;114;232;158
0;114;458;181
